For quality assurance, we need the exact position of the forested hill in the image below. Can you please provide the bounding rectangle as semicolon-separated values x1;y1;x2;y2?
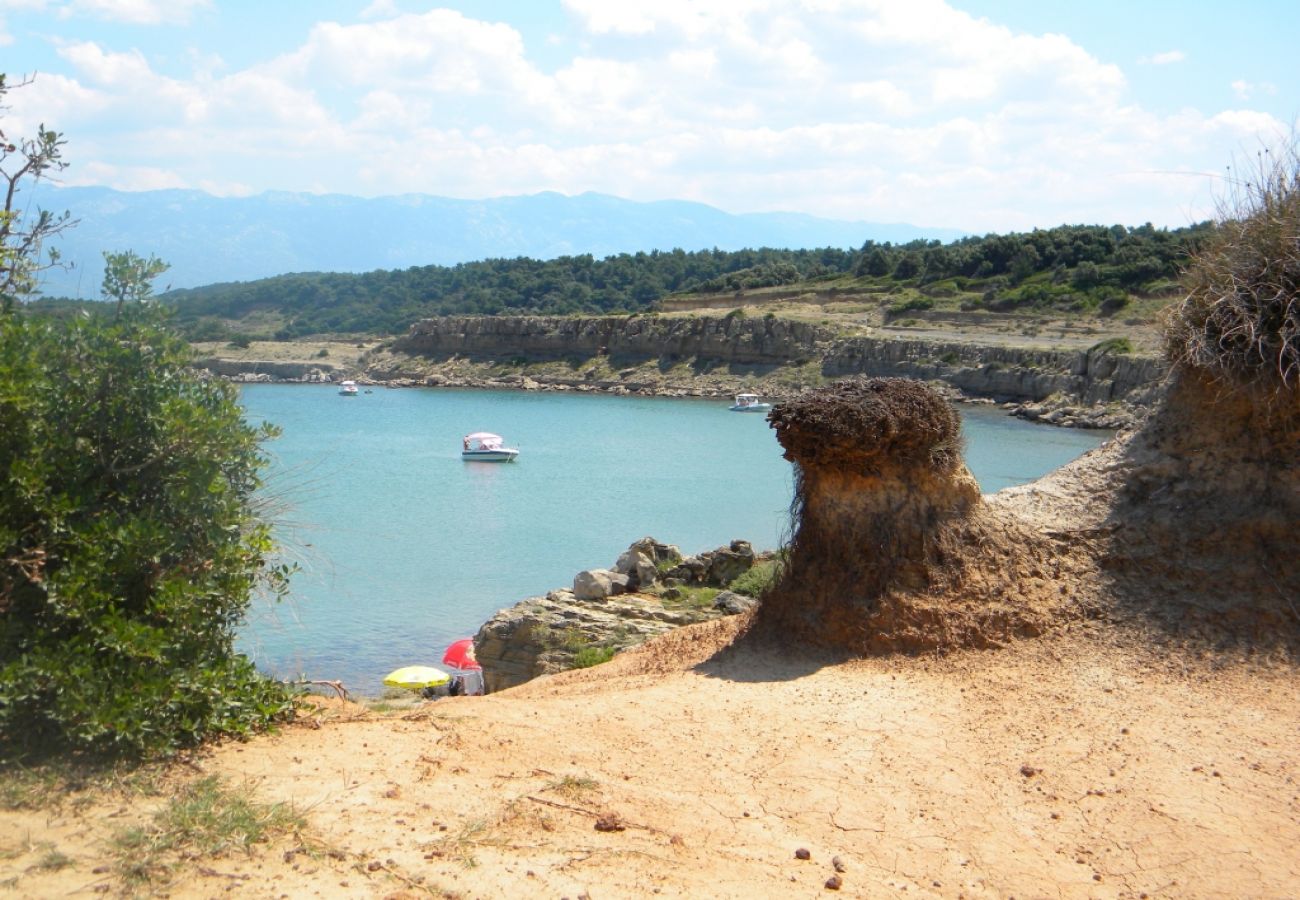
161;222;1209;340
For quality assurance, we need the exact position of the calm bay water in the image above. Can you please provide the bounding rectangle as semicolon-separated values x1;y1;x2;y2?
237;385;1109;693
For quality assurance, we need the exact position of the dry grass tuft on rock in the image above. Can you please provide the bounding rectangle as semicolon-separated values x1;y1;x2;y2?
1165;139;1300;396
1085;141;1300;646
767;376;963;473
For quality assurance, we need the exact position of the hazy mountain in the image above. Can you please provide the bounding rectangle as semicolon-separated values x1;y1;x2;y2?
26;186;965;298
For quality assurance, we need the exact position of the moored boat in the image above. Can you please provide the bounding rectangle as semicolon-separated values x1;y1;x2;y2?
339;380;359;396
462;431;519;462
729;392;771;412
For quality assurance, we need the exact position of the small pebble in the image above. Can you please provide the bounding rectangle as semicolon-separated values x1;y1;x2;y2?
795;848;811;860
832;855;846;873
825;875;843;890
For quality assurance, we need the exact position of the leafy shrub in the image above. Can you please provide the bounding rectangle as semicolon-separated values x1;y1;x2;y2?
0;306;295;759
572;646;616;669
727;558;784;598
888;296;934;314
1089;337;1134;355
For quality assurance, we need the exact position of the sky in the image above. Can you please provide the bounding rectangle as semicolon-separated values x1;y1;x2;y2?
1;0;1296;233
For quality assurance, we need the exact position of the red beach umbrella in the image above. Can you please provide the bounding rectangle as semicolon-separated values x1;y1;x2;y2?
443;638;481;670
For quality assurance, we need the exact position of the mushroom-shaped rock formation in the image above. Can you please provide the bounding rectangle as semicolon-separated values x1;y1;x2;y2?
753;377;1077;654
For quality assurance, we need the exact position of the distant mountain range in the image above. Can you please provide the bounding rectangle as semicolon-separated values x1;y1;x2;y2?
24;185;965;298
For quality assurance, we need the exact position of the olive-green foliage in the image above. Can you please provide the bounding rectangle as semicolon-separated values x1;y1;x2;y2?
727;558;784;598
571;646;616;669
1089;337;1134;355
155;247;859;339
133;223;1215;340
0;74;73;313
0;306;295;759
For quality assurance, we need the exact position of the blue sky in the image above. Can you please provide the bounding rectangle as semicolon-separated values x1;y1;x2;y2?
1;0;1295;232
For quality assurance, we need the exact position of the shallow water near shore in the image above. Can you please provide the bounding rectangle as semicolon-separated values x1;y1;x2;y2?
236;384;1109;693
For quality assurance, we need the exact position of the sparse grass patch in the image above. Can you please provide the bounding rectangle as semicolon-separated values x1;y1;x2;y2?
727;558;784;599
572;646;616;668
110;775;304;885
0;767;63;811
546;775;599;798
33;844;73;872
662;586;720;609
0;761;165;813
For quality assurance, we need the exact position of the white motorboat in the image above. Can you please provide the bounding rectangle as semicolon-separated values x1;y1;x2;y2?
338;380;359;396
462;431;519;462
729;392;771;412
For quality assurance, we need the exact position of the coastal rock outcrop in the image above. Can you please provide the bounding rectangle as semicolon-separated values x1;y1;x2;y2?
474;537;767;692
752;377;1076;653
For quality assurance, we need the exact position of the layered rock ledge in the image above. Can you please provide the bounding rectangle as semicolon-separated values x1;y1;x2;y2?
474;538;770;693
384;315;1161;426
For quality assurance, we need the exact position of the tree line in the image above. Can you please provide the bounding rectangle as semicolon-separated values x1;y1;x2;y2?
146;220;1207;340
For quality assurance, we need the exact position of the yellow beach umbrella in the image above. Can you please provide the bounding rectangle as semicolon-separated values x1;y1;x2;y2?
382;665;451;690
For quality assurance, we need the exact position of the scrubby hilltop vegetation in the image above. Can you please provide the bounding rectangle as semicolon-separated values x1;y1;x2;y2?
133;222;1208;340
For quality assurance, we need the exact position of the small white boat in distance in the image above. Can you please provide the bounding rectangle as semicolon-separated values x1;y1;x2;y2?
729;393;772;412
462;431;519;462
338;380;359;396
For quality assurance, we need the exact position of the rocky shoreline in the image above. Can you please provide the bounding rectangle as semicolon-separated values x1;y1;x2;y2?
474;537;773;693
203;361;1136;429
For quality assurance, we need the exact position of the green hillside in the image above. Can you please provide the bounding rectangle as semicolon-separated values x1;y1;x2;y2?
27;222;1208;340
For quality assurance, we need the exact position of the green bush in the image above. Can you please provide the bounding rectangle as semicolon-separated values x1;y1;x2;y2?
888;296;934;314
572;646;616;669
1089;337;1134;355
0;306;295;759
727;558;784;598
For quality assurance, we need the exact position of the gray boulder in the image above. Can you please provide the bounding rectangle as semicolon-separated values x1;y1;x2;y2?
713;590;759;615
573;568;629;601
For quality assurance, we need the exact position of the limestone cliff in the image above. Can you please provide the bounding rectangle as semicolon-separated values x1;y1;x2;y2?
392;314;1162;408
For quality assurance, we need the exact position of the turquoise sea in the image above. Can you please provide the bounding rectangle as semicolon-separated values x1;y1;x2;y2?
237;385;1110;693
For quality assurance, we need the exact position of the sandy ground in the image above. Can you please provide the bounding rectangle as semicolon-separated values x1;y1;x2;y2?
6;618;1297;899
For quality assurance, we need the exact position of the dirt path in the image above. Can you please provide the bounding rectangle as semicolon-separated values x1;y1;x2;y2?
8;621;1296;898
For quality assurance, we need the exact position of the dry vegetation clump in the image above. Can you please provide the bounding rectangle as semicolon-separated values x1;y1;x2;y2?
1165;141;1300;396
753;378;1079;654
1095;140;1300;646
766;376;963;472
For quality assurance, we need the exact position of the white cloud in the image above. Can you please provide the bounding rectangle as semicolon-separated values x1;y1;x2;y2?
1231;79;1277;101
10;0;1290;230
69;160;187;190
63;0;209;25
1140;50;1185;65
561;0;723;37
359;0;398;20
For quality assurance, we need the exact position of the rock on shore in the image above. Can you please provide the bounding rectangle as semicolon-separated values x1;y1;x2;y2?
474;537;767;693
